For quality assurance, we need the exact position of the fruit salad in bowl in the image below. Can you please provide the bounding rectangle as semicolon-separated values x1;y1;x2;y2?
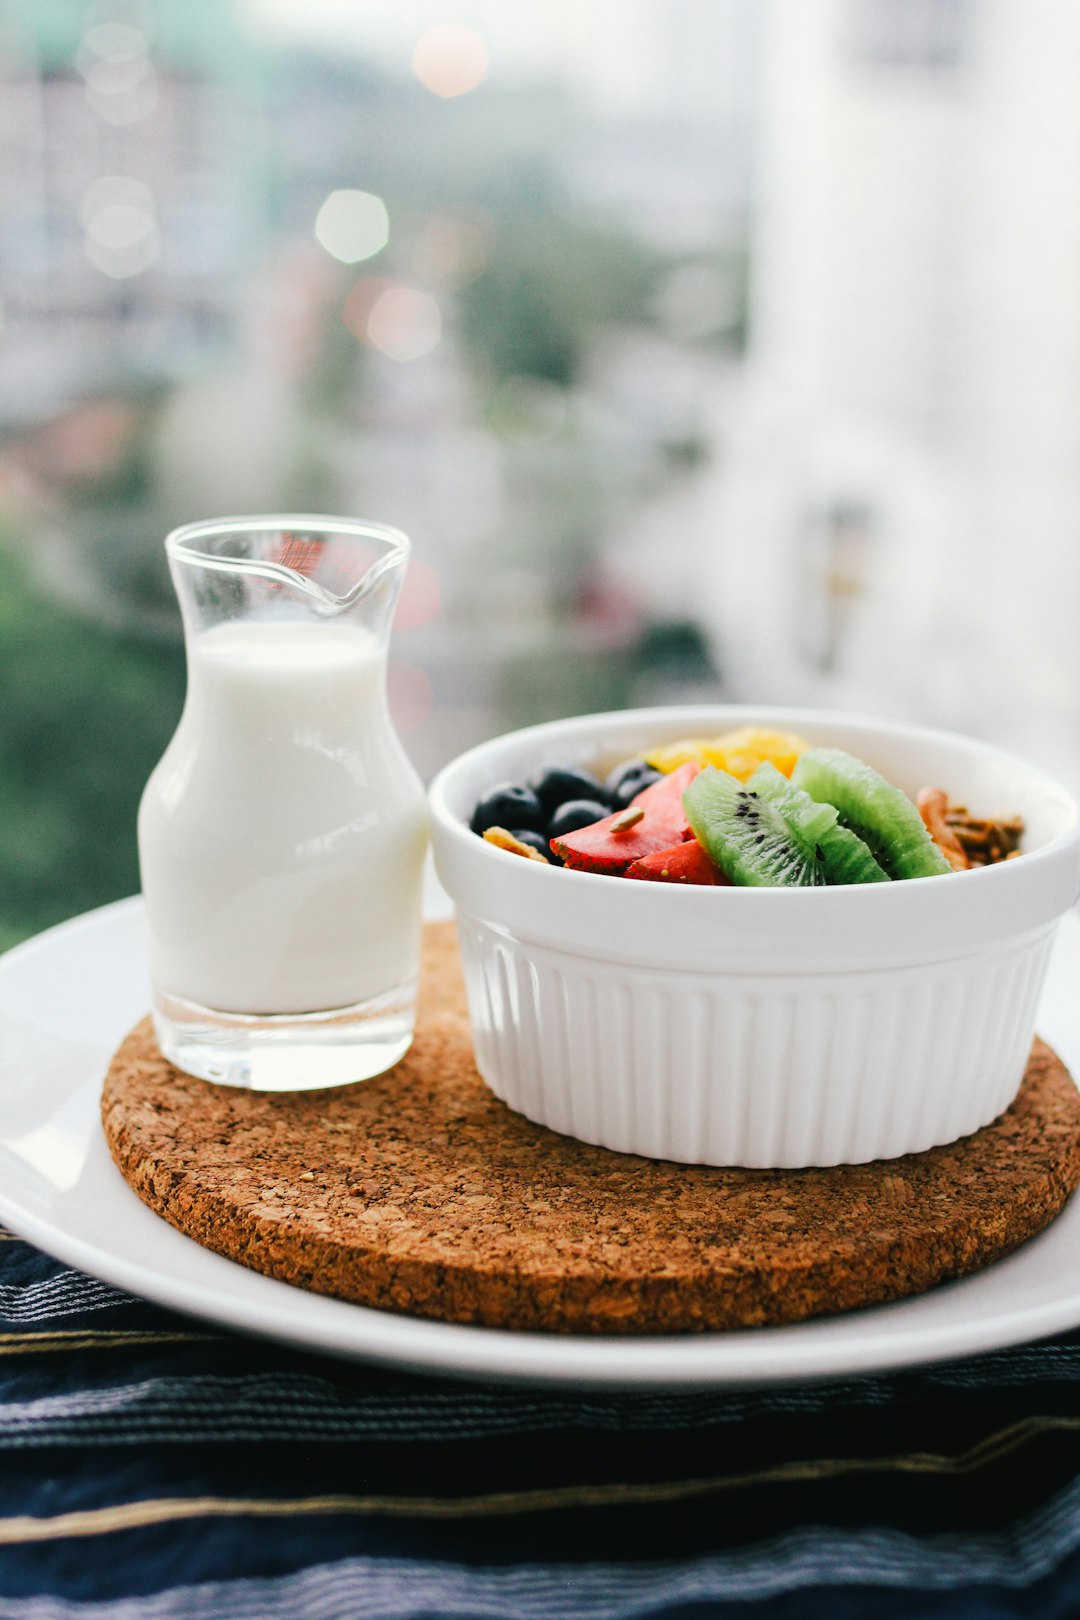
428;707;1080;1169
468;725;1027;888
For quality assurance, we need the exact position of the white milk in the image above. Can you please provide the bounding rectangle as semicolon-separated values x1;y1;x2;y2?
138;620;428;1015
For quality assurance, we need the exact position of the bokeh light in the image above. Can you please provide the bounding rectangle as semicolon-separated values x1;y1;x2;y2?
78;21;158;125
341;276;394;341
80;176;158;279
314;189;389;265
411;25;488;99
366;287;442;362
393;559;441;632
387;662;434;732
411;209;494;286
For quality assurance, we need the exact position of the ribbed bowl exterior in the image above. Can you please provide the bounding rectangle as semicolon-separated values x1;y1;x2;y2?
431;705;1080;1168
456;914;1058;1167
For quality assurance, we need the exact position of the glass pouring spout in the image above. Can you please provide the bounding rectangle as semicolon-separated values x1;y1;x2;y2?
165;514;411;637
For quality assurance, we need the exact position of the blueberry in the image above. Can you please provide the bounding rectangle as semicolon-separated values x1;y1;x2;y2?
509;827;559;863
470;782;545;836
548;798;611;841
530;763;610;817
606;759;663;809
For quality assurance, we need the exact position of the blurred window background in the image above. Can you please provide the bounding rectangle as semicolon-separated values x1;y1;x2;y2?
1;0;1078;948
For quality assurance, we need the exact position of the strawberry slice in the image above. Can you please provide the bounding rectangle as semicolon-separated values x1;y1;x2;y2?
552;762;701;873
625;838;727;885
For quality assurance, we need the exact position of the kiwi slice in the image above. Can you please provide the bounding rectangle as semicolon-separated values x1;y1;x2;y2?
684;764;886;887
684;766;823;886
749;763;889;885
791;748;952;880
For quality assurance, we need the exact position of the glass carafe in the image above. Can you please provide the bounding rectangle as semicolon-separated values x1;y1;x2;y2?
138;516;428;1091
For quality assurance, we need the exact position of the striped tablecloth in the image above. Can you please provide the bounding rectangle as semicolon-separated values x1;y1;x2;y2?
3;1226;1080;1618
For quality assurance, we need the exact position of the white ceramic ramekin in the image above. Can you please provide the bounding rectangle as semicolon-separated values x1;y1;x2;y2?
429;706;1080;1168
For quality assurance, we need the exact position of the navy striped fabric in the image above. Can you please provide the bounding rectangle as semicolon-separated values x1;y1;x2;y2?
3;1229;1080;1616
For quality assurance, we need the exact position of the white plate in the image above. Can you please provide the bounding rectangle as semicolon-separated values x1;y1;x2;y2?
2;894;1080;1390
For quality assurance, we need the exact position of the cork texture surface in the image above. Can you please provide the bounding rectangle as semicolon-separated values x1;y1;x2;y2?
101;922;1080;1335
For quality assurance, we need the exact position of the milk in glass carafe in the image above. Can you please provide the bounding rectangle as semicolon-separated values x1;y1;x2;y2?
138;516;428;1090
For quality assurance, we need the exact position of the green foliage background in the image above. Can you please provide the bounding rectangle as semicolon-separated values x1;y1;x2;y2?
0;544;184;950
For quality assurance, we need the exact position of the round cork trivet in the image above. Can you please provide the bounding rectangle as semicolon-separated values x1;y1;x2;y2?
102;923;1080;1335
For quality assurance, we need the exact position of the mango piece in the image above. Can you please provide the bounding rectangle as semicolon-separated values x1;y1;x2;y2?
645;727;810;782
